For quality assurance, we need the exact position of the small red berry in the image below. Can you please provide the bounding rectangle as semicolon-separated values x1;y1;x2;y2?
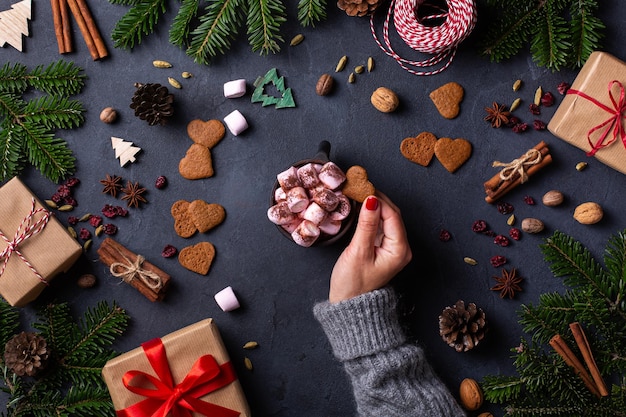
529;104;540;115
67;216;79;225
89;215;102;227
155;175;168;189
494;234;510;247
439;229;451;242
161;245;178;258
512;122;529;133
533;120;547;131
472;220;488;233
557;82;570;95
102;224;118;235
64;177;80;187
541;91;555;107
490;255;507;267
79;228;91;240
523;195;535;205
497;202;514;215
509;228;521;241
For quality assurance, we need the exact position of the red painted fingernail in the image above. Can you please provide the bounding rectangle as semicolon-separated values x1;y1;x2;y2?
365;196;378;211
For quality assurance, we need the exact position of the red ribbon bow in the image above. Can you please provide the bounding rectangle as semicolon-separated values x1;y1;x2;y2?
117;337;240;417
0;198;51;284
567;80;626;157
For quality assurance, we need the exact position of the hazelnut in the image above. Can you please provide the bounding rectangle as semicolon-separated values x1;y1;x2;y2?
77;273;97;288
542;190;564;207
459;378;483;411
100;107;118;124
316;74;334;96
370;87;399;113
573;202;603;224
521;218;545;233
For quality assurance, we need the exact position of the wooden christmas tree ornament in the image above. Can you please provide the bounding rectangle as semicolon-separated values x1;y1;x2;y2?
111;137;141;167
0;0;32;52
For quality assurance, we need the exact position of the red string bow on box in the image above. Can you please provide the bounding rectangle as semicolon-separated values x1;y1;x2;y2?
567;80;626;156
117;337;240;417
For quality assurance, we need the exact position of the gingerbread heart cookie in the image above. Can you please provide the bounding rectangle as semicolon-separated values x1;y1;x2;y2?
179;144;214;180
187;119;226;149
400;132;437;166
178;242;216;275
171;200;197;238
188;200;226;233
429;82;464;119
434;137;472;173
342;165;375;203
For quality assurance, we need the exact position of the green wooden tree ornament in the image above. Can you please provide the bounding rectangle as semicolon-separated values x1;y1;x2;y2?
251;68;296;109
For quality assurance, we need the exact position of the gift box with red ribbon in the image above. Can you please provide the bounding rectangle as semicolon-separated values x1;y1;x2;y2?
102;318;251;417
0;177;82;307
548;51;626;175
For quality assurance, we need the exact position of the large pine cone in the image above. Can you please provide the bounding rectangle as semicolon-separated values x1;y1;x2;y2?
3;331;50;377
439;300;487;352
337;0;383;17
130;83;174;126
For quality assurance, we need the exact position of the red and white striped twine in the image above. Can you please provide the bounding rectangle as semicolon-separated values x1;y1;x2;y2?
0;198;52;285
370;0;477;76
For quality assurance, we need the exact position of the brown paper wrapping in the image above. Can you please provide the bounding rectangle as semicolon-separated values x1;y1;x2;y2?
102;318;251;417
548;51;626;175
0;177;82;307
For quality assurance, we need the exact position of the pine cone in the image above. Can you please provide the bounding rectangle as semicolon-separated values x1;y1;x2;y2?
3;331;50;377
337;0;383;17
130;83;175;126
439;300;487;352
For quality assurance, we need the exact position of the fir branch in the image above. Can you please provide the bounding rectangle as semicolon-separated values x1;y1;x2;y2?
530;2;570;70
111;0;167;49
20;121;75;184
0;298;19;351
297;0;327;27
26;61;86;97
0;116;26;181
22;96;85;130
169;0;200;47
247;0;286;54
0;62;28;95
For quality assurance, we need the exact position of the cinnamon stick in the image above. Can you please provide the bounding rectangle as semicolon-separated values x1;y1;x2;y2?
549;334;601;397
97;238;170;302
569;322;609;396
60;0;72;53
66;0;108;60
75;0;108;58
51;0;65;53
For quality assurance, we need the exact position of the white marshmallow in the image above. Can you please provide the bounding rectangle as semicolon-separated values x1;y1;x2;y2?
329;195;351;221
277;166;301;190
291;220;320;247
319;217;342;235
214;286;240;311
223;79;246;98
274;186;287;202
267;202;297;225
318;162;346;190
302;202;327;225
312;188;339;212
281;219;301;234
286;187;309;213
297;163;320;189
224;110;248;136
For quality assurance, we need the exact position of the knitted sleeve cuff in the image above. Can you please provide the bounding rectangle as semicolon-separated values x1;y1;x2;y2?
313;287;406;362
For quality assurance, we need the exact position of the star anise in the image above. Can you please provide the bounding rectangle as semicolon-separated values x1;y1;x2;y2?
484;102;511;128
491;268;523;299
121;180;147;208
100;174;122;197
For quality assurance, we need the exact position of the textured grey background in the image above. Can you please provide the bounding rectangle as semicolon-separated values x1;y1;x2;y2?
1;0;625;415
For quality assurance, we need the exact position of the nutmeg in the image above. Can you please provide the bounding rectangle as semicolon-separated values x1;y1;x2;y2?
316;74;334;96
100;107;118;124
521;218;545;234
370;87;399;113
459;378;483;411
573;202;603;224
542;190;564;207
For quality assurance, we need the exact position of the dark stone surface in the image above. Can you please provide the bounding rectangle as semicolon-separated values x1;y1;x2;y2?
1;1;625;415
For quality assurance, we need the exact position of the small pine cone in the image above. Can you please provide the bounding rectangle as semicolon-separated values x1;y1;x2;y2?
438;300;487;352
337;0;382;17
130;83;175;126
3;331;50;377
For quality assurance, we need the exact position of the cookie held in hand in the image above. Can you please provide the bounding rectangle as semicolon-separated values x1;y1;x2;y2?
342;165;375;203
429;82;464;119
178;242;216;275
400;132;437;166
434;137;472;173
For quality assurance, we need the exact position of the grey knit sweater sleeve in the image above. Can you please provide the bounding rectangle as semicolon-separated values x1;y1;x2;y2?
313;287;466;417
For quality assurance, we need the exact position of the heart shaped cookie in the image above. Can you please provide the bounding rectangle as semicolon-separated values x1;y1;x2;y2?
188;200;226;233
178;242;216;275
434;137;472;173
429;82;464;119
187;119;226;149
179;144;214;180
171;200;197;238
342;165;375;203
400;132;437;166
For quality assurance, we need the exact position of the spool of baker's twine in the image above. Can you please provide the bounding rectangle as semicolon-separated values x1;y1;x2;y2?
370;0;477;76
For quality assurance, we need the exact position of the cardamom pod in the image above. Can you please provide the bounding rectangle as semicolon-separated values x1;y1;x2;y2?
153;60;172;68
464;257;478;266
78;213;92;222
181;71;193;79
67;226;77;239
354;65;364;74
244;357;253;371
534;86;543;106
512;79;522;91
348;72;355;83
243;341;259;350
95;225;104;237
576;162;588;171
168;77;182;89
45;200;58;209
335;55;348;72
83;239;92;251
509;98;521;112
367;56;374;72
290;34;304;46
58;204;74;212
507;214;516;226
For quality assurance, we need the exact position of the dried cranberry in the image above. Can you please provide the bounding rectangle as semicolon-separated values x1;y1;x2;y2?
79;228;91;240
102;223;118;235
557;82;570;95
541;91;555;107
57;184;71;198
507;116;521;127
490;255;507;267
533;120;546;131
439;229;451;242
161;244;178;258
529;103;540;115
494;234;510;247
497;202;514;215
155;175;168;189
64;196;77;207
472;220;488;233
51;193;63;204
67;216;79;225
512;122;529;133
115;206;128;217
484;230;497;237
509;228;521;241
89;215;102;227
102;204;117;218
523;195;536;205
64;177;80;187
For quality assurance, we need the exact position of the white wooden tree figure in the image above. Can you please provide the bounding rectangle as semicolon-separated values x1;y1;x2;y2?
0;0;32;52
111;137;142;167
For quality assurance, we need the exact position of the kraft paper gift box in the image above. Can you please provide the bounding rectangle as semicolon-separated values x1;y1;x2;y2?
548;51;626;175
0;177;82;307
102;318;251;417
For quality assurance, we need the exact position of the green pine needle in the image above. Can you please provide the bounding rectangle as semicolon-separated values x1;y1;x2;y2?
247;0;286;55
111;0;167;49
169;0;200;47
298;0;327;27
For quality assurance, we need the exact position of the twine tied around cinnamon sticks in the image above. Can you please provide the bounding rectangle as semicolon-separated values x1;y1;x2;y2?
110;254;163;291
492;148;543;184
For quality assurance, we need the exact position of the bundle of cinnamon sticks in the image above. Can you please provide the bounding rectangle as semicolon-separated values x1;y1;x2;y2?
50;0;107;59
549;322;609;398
484;141;552;204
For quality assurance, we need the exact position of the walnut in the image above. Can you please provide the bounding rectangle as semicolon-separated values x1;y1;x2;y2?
573;202;603;224
370;87;399;113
